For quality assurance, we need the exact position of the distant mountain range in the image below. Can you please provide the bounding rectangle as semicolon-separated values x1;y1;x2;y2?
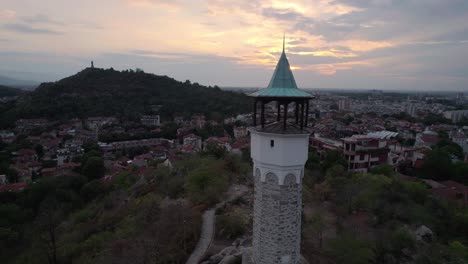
0;74;38;90
0;67;251;128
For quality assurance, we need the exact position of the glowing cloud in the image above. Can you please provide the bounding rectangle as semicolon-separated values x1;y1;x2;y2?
333;40;394;52
1;0;467;90
0;9;16;19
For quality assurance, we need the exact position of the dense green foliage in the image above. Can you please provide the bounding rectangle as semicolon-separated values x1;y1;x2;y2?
215;208;248;240
417;145;468;185
0;68;250;127
0;150;253;264
302;151;468;264
0;85;25;97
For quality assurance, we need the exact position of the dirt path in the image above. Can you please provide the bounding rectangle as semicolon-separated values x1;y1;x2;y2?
186;185;248;264
186;209;216;264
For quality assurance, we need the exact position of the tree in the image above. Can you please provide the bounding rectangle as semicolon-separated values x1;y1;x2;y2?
186;160;228;205
419;149;454;180
449;241;468;262
35;196;65;264
81;149;102;164
82;156;105;179
0;203;25;253
422;113;451;125
305;213;326;249
326;234;375;264
436;139;464;160
82;141;100;153
216;209;247;239
34;144;44;159
322;150;347;171
0;162;18;183
375;227;415;263
154;167;184;198
454;162;468;185
325;164;347;182
80;179;108;201
370;164;395;177
159;122;179;140
305;152;321;171
203;142;226;158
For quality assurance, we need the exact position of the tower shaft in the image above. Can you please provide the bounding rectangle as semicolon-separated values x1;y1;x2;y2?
250;131;309;264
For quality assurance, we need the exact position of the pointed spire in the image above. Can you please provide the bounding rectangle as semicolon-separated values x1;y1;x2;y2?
282;33;285;53
248;34;312;98
266;33;297;90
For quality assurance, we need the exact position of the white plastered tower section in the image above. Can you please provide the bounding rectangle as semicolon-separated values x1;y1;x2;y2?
250;130;309;264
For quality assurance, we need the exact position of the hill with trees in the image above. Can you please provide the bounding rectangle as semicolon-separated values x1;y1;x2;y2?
0;67;250;126
0;85;25;97
0;146;251;264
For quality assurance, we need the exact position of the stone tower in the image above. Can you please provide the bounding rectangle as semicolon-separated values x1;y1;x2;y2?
247;37;312;264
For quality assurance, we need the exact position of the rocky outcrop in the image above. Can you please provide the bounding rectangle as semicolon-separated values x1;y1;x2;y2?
201;238;246;264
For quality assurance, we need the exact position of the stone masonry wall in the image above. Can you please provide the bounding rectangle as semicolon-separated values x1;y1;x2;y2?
252;167;302;264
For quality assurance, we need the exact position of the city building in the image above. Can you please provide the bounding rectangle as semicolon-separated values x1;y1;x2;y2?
85;117;117;130
309;134;342;158
233;126;248;138
0;174;6;185
99;138;170;152
174;115;185;125
15;118;49;133
343;134;391;173
244;38;312;264
414;129;439;148
204;136;231;151
140;115;160;127
182;134;202;151
338;98;351;111
407;103;417;118
443;110;468;123
0;130;15;143
453;134;468;154
191;114;206;128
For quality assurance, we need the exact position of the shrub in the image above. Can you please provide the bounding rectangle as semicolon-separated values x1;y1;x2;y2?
216;210;247;239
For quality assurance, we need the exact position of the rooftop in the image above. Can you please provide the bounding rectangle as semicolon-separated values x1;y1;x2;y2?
249;37;312;99
366;130;399;139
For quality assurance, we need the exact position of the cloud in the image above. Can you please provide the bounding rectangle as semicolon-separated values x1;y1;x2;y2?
0;9;16;19
262;7;306;21
332;39;393;52
126;0;182;11
404;40;468;46
298;60;373;75
1;0;468;90
128;49;241;63
292;48;357;58
22;14;62;25
4;23;63;35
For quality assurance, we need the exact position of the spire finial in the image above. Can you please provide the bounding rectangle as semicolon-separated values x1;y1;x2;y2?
282;33;285;53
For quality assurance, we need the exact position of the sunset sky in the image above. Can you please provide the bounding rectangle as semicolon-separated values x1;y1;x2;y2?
1;0;467;90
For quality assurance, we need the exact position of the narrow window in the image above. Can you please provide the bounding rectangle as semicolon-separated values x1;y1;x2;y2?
270;140;275;147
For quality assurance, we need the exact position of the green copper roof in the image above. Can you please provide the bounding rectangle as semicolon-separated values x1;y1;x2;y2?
267;52;298;90
250;39;311;98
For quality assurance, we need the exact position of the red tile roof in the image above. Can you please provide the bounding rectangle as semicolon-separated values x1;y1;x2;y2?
0;182;27;192
18;149;36;156
420;134;439;145
218;137;230;143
